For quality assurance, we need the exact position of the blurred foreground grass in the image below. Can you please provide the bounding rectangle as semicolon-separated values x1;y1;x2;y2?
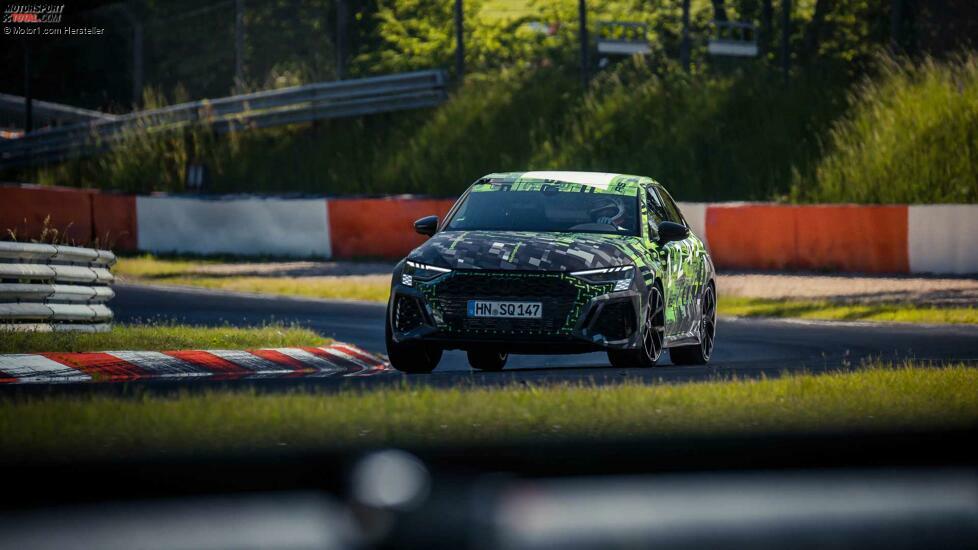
0;324;327;354
1;365;975;459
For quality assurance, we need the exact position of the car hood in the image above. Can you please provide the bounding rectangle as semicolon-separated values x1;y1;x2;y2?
409;231;641;272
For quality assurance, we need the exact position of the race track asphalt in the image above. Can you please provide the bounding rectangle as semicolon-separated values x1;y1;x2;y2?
109;283;978;387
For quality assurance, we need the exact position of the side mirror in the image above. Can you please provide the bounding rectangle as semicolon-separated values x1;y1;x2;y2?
414;215;438;237
657;221;689;244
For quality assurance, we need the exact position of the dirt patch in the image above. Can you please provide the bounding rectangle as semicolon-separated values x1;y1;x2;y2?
718;272;978;308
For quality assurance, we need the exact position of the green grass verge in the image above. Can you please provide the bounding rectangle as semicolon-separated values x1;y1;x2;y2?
138;276;391;303
720;296;978;325
116;257;978;324
0;324;328;354
1;366;975;459
115;255;393;303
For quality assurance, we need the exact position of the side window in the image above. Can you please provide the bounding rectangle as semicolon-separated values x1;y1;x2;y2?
654;186;687;227
645;189;667;226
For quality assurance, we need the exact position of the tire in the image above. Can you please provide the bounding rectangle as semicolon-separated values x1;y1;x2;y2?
385;311;442;373
467;350;509;371
607;284;665;368
670;282;716;366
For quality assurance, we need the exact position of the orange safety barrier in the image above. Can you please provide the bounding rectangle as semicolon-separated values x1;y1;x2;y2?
795;205;908;273
706;204;798;270
92;193;138;251
0;185;95;244
327;197;456;259
706;204;909;273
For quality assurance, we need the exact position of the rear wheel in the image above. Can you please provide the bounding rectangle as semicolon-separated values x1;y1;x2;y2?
467;350;509;371
385;311;442;373
607;284;665;368
670;283;716;366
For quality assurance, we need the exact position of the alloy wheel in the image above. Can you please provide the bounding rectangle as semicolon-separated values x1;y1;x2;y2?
700;285;716;360
643;286;665;363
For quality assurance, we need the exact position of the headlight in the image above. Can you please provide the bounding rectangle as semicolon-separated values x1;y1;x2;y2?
571;265;634;291
404;260;451;285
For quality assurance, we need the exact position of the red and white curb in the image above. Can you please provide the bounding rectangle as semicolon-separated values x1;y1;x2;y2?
0;343;392;384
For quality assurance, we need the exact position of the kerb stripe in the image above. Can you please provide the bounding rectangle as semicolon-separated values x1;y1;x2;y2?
207;350;297;374
247;349;311;373
0;354;91;382
42;352;143;381
270;348;343;376
165;350;250;377
106;351;209;378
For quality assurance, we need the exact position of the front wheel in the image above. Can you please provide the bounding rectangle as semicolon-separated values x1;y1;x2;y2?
467;350;508;371
670;282;716;366
607;284;665;368
385;312;442;373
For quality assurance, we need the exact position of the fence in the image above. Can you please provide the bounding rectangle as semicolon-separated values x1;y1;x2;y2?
0;242;115;332
0;70;448;168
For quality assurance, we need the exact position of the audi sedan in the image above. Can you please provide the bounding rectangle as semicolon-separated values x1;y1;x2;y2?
385;171;716;373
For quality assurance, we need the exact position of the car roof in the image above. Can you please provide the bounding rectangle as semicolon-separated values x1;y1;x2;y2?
478;171;657;195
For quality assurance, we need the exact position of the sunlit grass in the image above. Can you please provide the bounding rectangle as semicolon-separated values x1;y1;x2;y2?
796;54;978;203
149;276;391;302
115;255;393;302
1;365;975;459
112;254;222;278
116;257;976;323
720;296;978;325
0;323;328;354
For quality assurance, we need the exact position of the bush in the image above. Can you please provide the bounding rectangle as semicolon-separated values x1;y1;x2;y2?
795;54;978;203
534;59;847;201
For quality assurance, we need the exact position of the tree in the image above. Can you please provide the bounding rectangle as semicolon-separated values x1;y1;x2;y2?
711;0;729;22
802;0;833;62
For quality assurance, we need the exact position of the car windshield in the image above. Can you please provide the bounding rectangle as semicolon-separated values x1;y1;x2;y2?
445;184;640;235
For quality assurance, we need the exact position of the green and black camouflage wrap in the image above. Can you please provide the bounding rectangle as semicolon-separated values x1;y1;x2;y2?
390;171;714;350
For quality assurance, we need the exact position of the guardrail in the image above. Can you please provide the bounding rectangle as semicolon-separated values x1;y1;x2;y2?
0;70;448;168
0;242;115;332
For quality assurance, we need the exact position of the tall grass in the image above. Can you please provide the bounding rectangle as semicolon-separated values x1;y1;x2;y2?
534;60;847;201
23;55;977;203
796;53;978;203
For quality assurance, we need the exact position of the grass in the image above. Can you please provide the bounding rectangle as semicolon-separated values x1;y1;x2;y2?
142;276;392;302
111;254;223;278
116;256;978;324
114;255;392;302
796;54;978;203
0;323;328;354
1;365;975;459
23;62;849;202
720;296;978;325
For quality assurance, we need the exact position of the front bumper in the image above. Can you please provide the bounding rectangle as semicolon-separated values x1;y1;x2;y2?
389;271;643;353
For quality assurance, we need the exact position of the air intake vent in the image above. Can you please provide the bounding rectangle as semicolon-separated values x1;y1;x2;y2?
395;295;426;332
590;300;636;341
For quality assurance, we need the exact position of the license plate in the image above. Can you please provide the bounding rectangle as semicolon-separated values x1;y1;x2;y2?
467;300;542;318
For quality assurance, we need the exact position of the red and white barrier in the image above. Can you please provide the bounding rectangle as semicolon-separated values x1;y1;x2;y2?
908;205;978;275
0;343;391;384
2;185;976;274
136;195;333;257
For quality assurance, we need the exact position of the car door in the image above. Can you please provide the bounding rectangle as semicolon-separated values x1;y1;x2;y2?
651;186;702;337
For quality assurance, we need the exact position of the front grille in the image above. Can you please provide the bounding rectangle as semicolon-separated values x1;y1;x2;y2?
395;295;425;332
423;271;585;335
590;300;636;341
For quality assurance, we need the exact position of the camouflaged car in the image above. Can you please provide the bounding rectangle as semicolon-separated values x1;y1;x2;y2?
385;171;716;373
